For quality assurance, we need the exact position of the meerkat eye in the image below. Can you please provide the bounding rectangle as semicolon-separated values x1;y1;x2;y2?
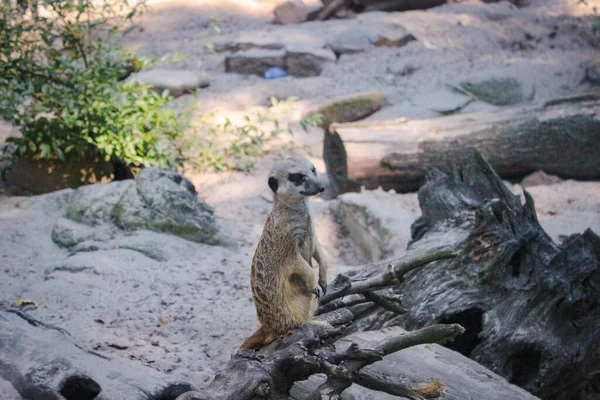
268;177;278;192
311;166;316;175
288;173;305;185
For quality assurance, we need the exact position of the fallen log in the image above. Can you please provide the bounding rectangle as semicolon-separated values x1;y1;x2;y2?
356;0;446;12
317;0;446;19
324;152;600;400
0;307;195;400
324;94;600;194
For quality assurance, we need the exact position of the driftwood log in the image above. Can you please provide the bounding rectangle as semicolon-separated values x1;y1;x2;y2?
323;94;600;194
330;152;600;400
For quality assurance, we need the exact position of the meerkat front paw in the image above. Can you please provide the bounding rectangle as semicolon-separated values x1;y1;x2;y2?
319;279;327;295
311;286;324;299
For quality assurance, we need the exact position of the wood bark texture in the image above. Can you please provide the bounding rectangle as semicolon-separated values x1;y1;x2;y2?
332;152;600;400
323;95;600;194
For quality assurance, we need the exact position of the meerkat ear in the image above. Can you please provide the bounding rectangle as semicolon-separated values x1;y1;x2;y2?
268;177;278;193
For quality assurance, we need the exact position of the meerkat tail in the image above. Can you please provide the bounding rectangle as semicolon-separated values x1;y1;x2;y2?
240;326;278;350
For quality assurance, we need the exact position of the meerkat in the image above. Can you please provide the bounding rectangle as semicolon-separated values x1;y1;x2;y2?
240;155;328;350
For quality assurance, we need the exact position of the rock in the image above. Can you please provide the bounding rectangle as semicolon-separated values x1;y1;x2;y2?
460;77;527;106
130;69;210;97
331;188;419;261
412;90;473;115
66;180;133;226
224;47;336;77
285;47;336;77
585;61;600;85
328;23;416;55
57;168;225;246
51;218;114;248
521;170;563;187
273;0;319;24
224;49;287;76
114;168;221;245
304;91;387;126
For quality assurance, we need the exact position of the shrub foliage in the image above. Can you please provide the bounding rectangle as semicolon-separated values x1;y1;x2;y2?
0;0;190;170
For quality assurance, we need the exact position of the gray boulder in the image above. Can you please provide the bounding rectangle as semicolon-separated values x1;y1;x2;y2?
53;168;225;248
114;168;221;244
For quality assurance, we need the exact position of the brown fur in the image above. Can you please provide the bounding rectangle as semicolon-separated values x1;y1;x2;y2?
240;155;328;350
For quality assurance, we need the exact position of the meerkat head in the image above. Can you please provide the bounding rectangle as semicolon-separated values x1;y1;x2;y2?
268;155;324;205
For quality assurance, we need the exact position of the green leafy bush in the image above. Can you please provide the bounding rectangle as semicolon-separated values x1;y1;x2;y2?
0;0;190;172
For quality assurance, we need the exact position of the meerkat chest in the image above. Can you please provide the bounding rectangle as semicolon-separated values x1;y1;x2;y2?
296;216;315;265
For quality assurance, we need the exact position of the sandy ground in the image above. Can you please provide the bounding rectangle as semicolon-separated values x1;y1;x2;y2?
1;0;599;398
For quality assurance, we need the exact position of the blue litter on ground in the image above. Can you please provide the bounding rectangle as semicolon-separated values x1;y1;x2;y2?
264;67;287;79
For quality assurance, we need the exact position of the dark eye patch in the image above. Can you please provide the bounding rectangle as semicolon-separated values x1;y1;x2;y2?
288;173;305;185
311;166;316;175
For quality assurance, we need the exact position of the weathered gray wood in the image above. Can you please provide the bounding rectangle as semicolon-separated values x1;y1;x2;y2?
174;278;465;400
292;327;539;400
323;152;600;400
0;308;194;400
324;95;600;194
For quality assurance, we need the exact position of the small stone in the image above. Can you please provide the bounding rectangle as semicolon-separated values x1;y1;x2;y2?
304;91;387;127
460;77;526;106
107;342;129;350
521;171;563;187
273;0;314;25
130;69;210;97
328;23;416;55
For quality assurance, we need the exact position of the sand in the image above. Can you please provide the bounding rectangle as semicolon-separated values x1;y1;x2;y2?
0;0;599;398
